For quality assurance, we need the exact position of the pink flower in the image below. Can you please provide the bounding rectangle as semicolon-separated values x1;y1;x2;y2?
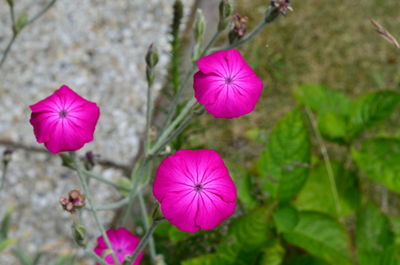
29;85;100;154
193;49;263;118
94;227;143;265
153;149;237;233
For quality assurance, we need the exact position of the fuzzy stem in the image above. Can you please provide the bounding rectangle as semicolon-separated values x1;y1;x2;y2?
89;197;130;211
161;30;221;132
70;152;120;265
0;0;57;69
0;34;17;69
305;107;342;216
125;220;162;264
82;169;130;192
88;250;109;265
0;164;9;191
26;0;57;26
150;98;197;156
145;78;153;154
138;190;157;261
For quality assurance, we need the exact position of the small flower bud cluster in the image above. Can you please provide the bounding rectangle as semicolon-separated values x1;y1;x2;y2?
271;0;293;16
229;14;248;44
60;189;85;213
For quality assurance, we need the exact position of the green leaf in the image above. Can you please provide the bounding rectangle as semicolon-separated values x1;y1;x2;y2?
282;211;352;265
154;221;201;243
221;204;274;250
257;109;311;201
218;205;274;264
317;113;349;143
227;163;258;210
356;203;397;265
183;205;275;265
0;237;17;253
390;217;400;253
0;207;13;240
181;254;231;265
348;91;400;137
260;240;285;265
283;255;330;265
295;163;360;217
273;204;299;233
294;85;352;116
352;138;400;194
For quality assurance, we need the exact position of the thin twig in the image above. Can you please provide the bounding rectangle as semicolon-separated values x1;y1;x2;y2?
305;107;341;216
370;19;400;49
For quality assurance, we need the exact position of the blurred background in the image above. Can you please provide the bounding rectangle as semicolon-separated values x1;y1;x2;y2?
0;0;400;264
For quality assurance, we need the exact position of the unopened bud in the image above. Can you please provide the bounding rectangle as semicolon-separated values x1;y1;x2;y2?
14;13;28;34
6;0;13;7
84;151;99;170
2;149;13;166
193;9;206;44
72;222;87;248
145;44;159;86
152;203;164;221
59;153;75;169
218;0;233;30
145;44;159;68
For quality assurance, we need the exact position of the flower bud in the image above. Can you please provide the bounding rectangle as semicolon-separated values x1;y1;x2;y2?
84;151;99;170
145;44;159;69
228;14;248;44
145;44;159;86
14;13;28;34
2;149;13;166
218;0;233;30
72;222;87;248
193;9;206;44
151;203;164;222
6;0;13;7
60;189;85;213
270;0;293;16
59;153;75;169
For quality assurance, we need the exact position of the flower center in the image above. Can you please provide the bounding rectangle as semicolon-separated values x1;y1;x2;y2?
116;248;123;253
224;76;234;85
193;183;204;193
59;109;68;118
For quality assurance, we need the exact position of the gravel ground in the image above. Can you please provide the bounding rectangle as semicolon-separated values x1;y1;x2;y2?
0;0;194;263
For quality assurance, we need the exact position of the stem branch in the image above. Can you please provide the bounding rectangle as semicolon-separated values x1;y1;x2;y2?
70;152;120;265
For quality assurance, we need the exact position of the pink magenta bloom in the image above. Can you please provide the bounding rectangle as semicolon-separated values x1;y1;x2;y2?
193;49;263;118
94;227;143;265
29;85;100;154
153;149;237;233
